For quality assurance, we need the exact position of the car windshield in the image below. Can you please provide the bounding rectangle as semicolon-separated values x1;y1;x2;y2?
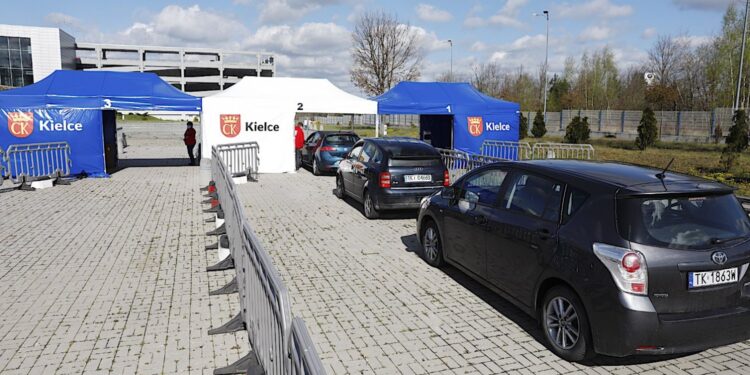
325;134;358;145
617;194;750;250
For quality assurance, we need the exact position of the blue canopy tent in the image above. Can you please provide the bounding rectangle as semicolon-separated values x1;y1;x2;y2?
0;70;201;177
374;82;520;155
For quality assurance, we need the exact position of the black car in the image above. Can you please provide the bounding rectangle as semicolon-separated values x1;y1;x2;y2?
301;131;360;175
416;160;750;361
335;137;449;219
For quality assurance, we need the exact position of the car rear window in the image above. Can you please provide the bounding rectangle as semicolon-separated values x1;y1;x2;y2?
617;194;750;250
325;134;358;145
382;142;439;159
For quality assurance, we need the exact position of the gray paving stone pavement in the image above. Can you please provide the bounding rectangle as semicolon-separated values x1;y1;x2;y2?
236;169;750;375
0;129;246;374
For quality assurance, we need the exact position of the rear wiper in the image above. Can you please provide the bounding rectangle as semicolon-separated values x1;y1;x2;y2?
711;236;748;245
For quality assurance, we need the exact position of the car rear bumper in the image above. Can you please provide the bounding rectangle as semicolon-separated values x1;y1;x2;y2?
374;187;440;210
317;154;343;171
591;292;750;356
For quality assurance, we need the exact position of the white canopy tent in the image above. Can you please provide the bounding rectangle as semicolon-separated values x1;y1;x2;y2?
202;77;378;173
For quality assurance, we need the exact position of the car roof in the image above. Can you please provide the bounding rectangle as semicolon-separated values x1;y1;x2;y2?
495;159;733;196
361;137;439;156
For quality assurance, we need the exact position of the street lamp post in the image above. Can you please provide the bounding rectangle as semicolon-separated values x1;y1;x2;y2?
447;39;453;81
534;11;550;123
735;0;749;110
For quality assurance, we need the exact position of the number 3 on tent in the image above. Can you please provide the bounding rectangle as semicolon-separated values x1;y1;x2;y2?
104;99;112;108
297;103;304;111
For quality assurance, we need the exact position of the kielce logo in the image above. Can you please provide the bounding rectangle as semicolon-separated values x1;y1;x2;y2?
467;116;483;137
467;116;512;137
8;111;33;138
220;114;241;138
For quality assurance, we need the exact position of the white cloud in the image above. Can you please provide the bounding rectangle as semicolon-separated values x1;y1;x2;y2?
408;25;449;52
672;0;733;11
490;51;508;62
470;41;487;52
555;0;633;19
642;27;657;39
416;4;453;22
259;0;343;23
578;26;611;41
233;0;252;4
511;34;546;50
45;13;85;32
465;0;528;29
675;35;713;47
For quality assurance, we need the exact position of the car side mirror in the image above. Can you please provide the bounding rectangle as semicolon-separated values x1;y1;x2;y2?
441;186;455;200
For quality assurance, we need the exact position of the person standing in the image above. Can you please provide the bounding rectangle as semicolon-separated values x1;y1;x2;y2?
184;121;197;166
294;121;305;170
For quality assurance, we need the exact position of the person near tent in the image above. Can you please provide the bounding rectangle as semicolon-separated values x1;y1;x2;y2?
294;121;305;170
184;121;197;166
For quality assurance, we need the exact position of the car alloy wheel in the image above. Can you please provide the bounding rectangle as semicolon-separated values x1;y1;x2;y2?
335;175;345;198
313;159;320;175
363;191;378;219
545;296;580;350
421;224;443;267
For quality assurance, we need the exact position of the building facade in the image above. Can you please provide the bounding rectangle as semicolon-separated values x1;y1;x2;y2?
0;24;76;87
0;24;274;94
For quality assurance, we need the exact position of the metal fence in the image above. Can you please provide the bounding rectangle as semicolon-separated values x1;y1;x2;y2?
209;144;325;375
0;146;4;186
480;140;532;160
4;142;73;185
216;142;260;181
530;143;595;160
437;148;507;181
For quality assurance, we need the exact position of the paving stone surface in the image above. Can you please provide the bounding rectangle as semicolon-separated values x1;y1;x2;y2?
0;128;247;374
236;169;750;375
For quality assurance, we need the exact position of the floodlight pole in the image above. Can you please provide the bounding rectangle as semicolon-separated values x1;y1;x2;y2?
735;0;749;110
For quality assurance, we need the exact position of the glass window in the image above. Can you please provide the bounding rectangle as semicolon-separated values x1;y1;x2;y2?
7;37;20;50
502;173;564;221
617;194;750;250
9;50;21;69
20;38;31;53
348;145;363;159
324;134;358;145
0;36;7;49
563;188;589;223
460;168;508;205
21;51;32;69
0;68;11;86
0;49;9;68
360;143;376;163
11;69;23;87
23;70;33;86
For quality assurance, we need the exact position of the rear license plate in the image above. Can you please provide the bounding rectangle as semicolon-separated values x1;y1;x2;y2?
405;174;432;183
688;268;738;289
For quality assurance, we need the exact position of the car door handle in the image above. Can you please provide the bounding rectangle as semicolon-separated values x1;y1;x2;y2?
537;228;552;240
473;215;487;225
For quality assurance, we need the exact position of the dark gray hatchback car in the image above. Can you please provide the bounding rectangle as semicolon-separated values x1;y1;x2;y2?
417;160;750;361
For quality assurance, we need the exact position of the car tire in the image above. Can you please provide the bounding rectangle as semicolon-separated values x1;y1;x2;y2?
313;158;321;176
363;190;379;219
334;175;345;199
541;286;594;362
421;220;444;267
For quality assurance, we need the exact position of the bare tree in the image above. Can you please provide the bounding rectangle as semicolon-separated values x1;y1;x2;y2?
647;35;687;85
436;71;469;83
471;62;502;97
350;11;423;96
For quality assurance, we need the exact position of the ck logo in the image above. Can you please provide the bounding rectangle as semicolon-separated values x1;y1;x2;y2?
467;116;483;137
220;114;240;138
8;112;33;138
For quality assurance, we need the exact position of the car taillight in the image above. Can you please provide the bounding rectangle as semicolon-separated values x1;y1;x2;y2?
320;146;335;152
593;243;648;295
443;170;450;187
379;172;391;188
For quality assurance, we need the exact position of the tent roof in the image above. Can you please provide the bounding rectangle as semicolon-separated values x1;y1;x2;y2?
374;82;519;115
206;76;376;115
0;70;201;111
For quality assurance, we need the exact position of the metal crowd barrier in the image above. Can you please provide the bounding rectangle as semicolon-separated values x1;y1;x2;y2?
530;142;595;160
216;142;260;181
437;148;507;181
5;142;73;186
209;144;325;375
480;140;532;160
0;146;4;186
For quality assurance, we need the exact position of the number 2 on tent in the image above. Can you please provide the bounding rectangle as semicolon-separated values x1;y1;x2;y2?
297;103;304;111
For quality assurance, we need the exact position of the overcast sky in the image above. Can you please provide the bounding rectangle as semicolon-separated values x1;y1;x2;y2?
1;0;741;94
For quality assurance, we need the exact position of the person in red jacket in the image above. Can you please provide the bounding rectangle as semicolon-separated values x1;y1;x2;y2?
184;121;197;166
294;122;305;170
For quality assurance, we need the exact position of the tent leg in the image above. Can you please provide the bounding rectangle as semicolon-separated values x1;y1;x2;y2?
375;114;380;138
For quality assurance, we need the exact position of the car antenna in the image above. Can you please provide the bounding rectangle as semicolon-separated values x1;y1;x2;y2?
655;157;674;181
